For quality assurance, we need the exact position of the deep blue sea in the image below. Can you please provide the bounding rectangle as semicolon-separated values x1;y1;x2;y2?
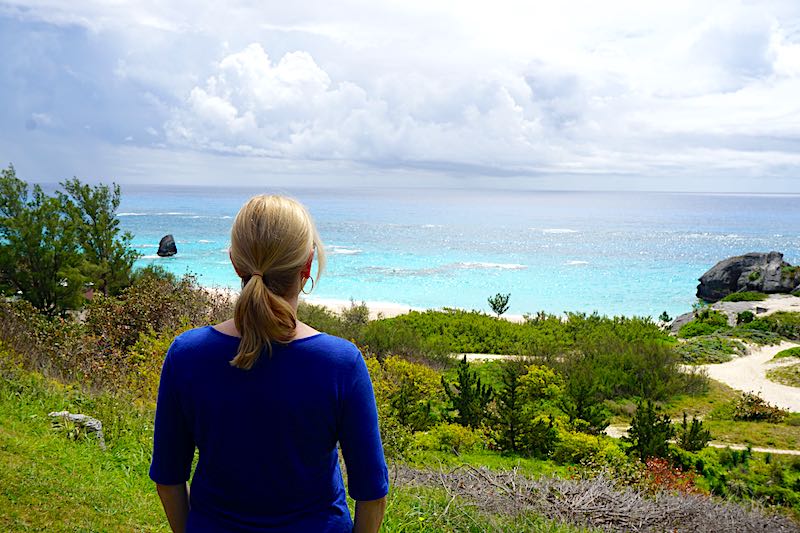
116;185;800;319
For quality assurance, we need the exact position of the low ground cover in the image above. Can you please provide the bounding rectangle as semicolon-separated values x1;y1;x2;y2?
767;363;800;388
721;291;769;302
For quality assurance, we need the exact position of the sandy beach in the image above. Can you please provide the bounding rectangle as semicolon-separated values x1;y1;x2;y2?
203;285;530;322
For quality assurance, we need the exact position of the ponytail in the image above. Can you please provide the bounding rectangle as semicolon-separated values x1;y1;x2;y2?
228;195;325;370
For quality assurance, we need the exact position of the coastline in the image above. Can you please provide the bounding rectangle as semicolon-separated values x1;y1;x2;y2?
202;285;527;322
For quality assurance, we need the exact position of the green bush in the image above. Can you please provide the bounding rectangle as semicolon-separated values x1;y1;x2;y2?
748;271;761;282
551;430;619;465
624;400;674;459
721;292;768;302
365;355;445;432
678;309;729;338
414;422;485;453
676;412;712;452
774;346;800;359
743;312;800;340
736;311;755;324
674;335;744;364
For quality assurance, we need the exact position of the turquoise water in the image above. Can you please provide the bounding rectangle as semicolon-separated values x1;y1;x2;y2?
117;185;800;319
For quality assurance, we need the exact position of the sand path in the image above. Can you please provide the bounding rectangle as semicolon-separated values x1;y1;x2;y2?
697;341;800;413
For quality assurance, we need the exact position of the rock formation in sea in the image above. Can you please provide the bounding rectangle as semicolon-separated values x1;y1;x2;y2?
157;234;178;257
696;251;800;302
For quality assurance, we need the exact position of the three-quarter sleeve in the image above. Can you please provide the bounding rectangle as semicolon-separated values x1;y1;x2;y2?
339;354;389;501
149;343;195;485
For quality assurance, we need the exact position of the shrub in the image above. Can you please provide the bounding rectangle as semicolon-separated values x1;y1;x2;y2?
673;335;744;364
84;274;228;350
736;311;755;325
676;412;712;452
414;422;484;453
658;311;671;323
732;392;788;423
365;355;445;432
774;346;800;359
642;457;700;495
361;319;449;362
442;355;493;428
678;309;729;338
743;312;800;340
748;271;761;282
721;291;768;302
551;430;615;465
624;400;674;459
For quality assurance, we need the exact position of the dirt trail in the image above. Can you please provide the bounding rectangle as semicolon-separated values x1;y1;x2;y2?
698;341;800;413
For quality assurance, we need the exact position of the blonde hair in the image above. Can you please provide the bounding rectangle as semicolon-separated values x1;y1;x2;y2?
229;195;326;369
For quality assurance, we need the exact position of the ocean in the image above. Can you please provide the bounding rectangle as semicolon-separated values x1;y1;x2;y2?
117;185;800;319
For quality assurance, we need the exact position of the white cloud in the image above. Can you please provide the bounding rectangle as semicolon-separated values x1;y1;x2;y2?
2;0;800;187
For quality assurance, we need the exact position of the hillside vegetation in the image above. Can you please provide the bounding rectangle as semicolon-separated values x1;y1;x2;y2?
2;274;799;530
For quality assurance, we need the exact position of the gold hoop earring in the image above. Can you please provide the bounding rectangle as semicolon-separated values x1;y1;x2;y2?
301;276;314;295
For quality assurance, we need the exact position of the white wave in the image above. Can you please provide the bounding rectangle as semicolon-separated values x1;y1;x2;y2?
137;244;157;248
421;224;443;228
117;212;147;216
329;246;362;255
140;254;163;259
542;228;577;234
220;215;232;219
457;262;527;270
198;239;215;243
566;260;589;266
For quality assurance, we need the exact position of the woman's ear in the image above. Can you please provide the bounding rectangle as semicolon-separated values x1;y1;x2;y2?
301;249;314;279
230;250;245;278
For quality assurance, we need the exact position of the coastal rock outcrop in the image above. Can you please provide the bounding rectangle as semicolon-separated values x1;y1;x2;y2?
157;234;178;257
696;251;799;302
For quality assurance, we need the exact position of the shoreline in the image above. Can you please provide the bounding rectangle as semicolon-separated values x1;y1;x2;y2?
202;285;527;322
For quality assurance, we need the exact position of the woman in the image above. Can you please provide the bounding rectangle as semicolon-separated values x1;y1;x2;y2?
149;195;389;532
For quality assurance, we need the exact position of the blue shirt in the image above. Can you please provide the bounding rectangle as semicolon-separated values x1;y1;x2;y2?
149;326;389;532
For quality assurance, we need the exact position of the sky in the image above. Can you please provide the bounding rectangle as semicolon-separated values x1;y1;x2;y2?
1;1;800;191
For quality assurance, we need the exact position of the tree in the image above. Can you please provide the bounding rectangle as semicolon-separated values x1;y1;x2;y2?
488;293;510;317
557;352;609;434
658;311;671;323
494;360;527;452
624;400;674;459
0;165;85;314
676;412;711;452
59;178;139;296
442;355;493;428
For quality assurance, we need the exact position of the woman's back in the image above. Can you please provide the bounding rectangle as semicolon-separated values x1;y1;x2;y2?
149;326;388;531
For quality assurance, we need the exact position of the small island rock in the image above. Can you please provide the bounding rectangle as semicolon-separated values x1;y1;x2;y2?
157;234;178;257
696;251;799;302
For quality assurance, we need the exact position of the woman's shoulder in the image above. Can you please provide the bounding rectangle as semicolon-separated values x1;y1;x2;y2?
290;333;362;365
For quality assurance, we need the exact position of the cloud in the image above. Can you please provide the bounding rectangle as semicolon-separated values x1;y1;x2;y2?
2;0;800;188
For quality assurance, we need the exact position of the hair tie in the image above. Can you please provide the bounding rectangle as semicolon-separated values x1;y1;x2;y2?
251;272;263;278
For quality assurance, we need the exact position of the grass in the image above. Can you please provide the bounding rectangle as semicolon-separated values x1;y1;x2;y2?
1;364;588;532
767;363;800;388
378;485;593;532
407;449;570;479
664;379;740;418
703;420;800;450
0;371;165;531
721;291;768;302
774;346;800;360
